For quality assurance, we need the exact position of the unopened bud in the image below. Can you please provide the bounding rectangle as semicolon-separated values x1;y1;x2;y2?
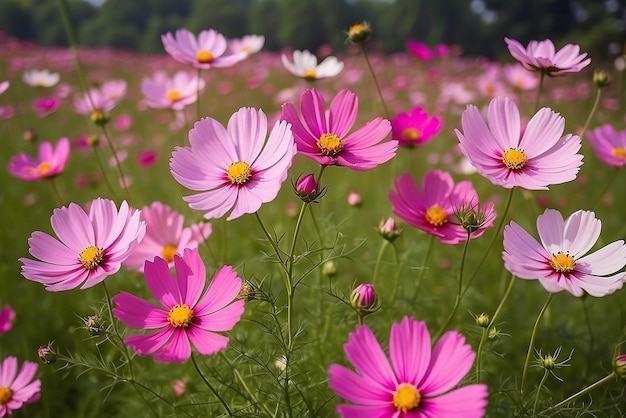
37;345;57;364
23;129;38;142
593;69;611;88
350;283;376;309
294;174;323;203
475;313;490;328
347;191;362;207
542;354;556;370
322;261;337;278
377;217;401;242
615;354;626;380
346;21;372;44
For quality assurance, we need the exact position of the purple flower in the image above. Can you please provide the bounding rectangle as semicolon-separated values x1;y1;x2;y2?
162;29;245;69
505;37;591;76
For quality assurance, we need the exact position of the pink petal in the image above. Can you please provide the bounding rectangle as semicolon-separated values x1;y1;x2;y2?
186;326;229;356
113;291;168;329
344;325;397;390
328;364;392;405
389;317;431;386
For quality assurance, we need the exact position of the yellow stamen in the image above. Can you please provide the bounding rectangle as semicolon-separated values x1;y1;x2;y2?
25;162;52;175
166;89;182;101
425;205;448;227
0;387;12;405
79;246;104;270
393;383;421;412
317;133;343;157
240;46;251;54
196;50;214;63
161;244;177;263
349;23;365;36
303;69;317;80
167;304;193;328
227;161;252;185
501;148;527;170
549;252;575;273
612;147;626;159
401;128;422;141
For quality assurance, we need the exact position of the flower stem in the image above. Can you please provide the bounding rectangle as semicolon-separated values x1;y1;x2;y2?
92;145;120;200
580;86;603;140
190;354;232;416
359;43;390;119
412;234;434;301
532;369;550;415
100;123;132;204
286;202;309;351
521;292;554;398
196;68;202;121
48;176;65;206
372;240;389;286
101;281;134;381
533;72;546;112
546;372;616;412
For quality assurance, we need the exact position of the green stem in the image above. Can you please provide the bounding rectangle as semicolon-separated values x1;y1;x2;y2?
254;212;285;266
92;145;119;200
532;369;550;415
546;372;616;412
580;86;603;140
100;123;132;204
359;43;390;119
590;167;619;211
48;176;65;206
413;234;435;301
190;354;232;416
286;202;309;351
233;368;274;417
101;282;134;381
521;293;554;398
196;68;202;121
371;240;389;286
533;72;546;112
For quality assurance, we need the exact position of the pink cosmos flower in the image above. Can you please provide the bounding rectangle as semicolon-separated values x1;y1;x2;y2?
113;248;245;363
123;202;212;272
503;209;626;297
391;106;442;147
476;66;507;98
162;28;245;69
328;317;488;417
20;198;145;292
141;71;204;111
281;89;396;170
281;50;344;80
8;137;70;181
170;107;296;221
503;63;539;90
138;150;158;167
227;35;265;57
0;81;8;95
406;40;434;61
0;305;15;334
389;170;495;244
455;96;583;190
0;356;41;417
74;80;127;118
0;106;14;120
586;124;626;167
32;96;59;117
505;37;591;76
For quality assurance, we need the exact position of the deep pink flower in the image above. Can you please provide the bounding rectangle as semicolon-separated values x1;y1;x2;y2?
137;150;158;167
123;202;211;272
406;40;434;61
8;137;70;181
170;107;296;221
0;357;40;417
20;198;145;291
141;71;204;111
391;106;442;147
389;170;495;244
328;317;488;417
113;114;132;130
0;106;14;120
32;96;59;117
455;96;583;190
281;89;396;170
505;37;591;76
0;305;15;334
113;248;245;363
503;208;626;297
586;124;626;167
162;29;245;69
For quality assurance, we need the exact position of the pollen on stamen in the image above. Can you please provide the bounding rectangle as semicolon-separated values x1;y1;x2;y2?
227;161;252;185
303;69;317;80
549;252;575;273
393;383;421;413
401;128;422;141
612;147;626;159
79;246;104;270
196;50;214;64
0;386;13;405
425;205;448;227
167;304;193;328
161;244;177;263
501;148;528;170
166;89;182;101
317;133;343;157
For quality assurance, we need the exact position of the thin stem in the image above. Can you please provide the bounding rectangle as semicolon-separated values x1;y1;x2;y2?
521;293;554;398
190;354;232;416
101;282;134;381
475;328;489;383
100;123;132;204
359;43;390;118
92;145;119;200
533;72;546;112
196;68;202;121
372;240;389;286
286;202;309;351
580;86;603;140
547;372;616;412
233;368;274;417
412;234;435;301
48;176;65;206
254;212;285;266
532;369;550;415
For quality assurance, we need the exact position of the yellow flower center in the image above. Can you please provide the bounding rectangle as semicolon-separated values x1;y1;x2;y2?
317;133;344;157
401;128;422;141
425;205;448;226
0;387;12;405
393;383;421;412
161;244;177;263
349;23;365;36
303;69;317;80
91;109;104;123
227;161;252;185
166;89;182;101
501;148;527;170
549;252;575;273
167;304;193;328
196;50;214;63
25;161;52;175
79;246;104;270
240;46;252;54
612;147;626;159
485;82;495;95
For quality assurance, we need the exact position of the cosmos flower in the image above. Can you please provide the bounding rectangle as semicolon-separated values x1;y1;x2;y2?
505;37;591;76
0;81;8;95
170;107;296;221
7;137;70;181
328;317;488;417
281;50;344;81
123;202;212;272
455;96;583;190
503;208;626;297
141;71;204;111
0;356;41;417
503;63;540;90
389;170;495;244
74;80;127;121
281;88;396;170
0;305;15;335
227;34;265;57
113;248;245;363
586;124;626;167
162;28;245;69
22;69;60;87
31;96;59;117
406;40;433;61
20;198;145;291
391;106;442;147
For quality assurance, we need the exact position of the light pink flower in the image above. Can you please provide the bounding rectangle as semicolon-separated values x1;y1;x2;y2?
20;198;145;291
74;79;127;116
0;81;9;95
455;96;583;190
0;356;40;417
141;71;204;111
123;202;212;272
389;170;494;244
391;106;442;147
170;107;296;221
476;66;507;98
0;305;15;334
505;37;591;76
8;138;70;181
32;96;59;117
503;208;626;297
0;106;14;119
328;317;488;417
162;29;245;69
281;50;344;80
281;88;396;170
22;69;59;87
227;35;265;57
586;124;626;167
113;248;245;363
503;63;539;90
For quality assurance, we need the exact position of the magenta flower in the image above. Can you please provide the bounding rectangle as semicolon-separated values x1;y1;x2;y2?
20;198;145;292
505;37;591;76
141;71;204;111
0;356;41;417
0;305;15;334
503;208;626;297
32;96;59;117
8;137;70;181
389;170;495;244
455;96;583;190
586;124;626;167
170;107;296;221
162;29;245;69
391;106;442;147
113;248;245;363
328;317;488;417
406;40;434;61
123;202;212;272
281;89;396;170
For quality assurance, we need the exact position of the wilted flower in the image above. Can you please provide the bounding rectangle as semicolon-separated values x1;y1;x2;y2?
37;345;57;365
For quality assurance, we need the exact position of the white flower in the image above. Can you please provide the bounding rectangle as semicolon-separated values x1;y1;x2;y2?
22;69;60;87
228;35;265;56
281;50;343;80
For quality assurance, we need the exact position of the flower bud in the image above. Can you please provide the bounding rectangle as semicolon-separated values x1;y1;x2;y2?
84;315;105;336
542;354;556;370
347;191;362;207
38;345;57;364
475;313;490;328
351;283;375;309
377;217;401;242
23;129;38;142
294;174;320;202
90;109;109;126
322;260;337;278
453;201;495;234
593;69;611;88
346;21;372;44
172;377;188;397
87;133;100;147
615;354;626;380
